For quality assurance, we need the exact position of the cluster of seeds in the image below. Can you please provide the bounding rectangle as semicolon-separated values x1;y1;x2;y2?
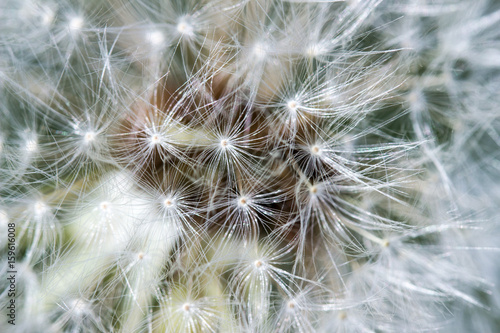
1;0;500;332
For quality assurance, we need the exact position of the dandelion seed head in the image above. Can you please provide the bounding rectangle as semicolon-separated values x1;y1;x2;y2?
1;1;491;331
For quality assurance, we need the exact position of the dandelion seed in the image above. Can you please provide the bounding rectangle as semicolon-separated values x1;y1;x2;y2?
83;131;95;144
41;8;55;26
163;197;176;208
99;201;110;212
238;196;248;207
176;17;194;37
306;43;326;57
69;298;89;316
253;43;268;59
25;139;38;153
287;100;299;111
147;30;165;46
34;201;48;218
150;133;162;145
254;259;263;268
69;16;84;32
220;139;230;149
309;185;318;195
310;144;322;156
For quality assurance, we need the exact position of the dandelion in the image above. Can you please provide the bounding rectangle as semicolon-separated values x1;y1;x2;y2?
1;0;499;332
